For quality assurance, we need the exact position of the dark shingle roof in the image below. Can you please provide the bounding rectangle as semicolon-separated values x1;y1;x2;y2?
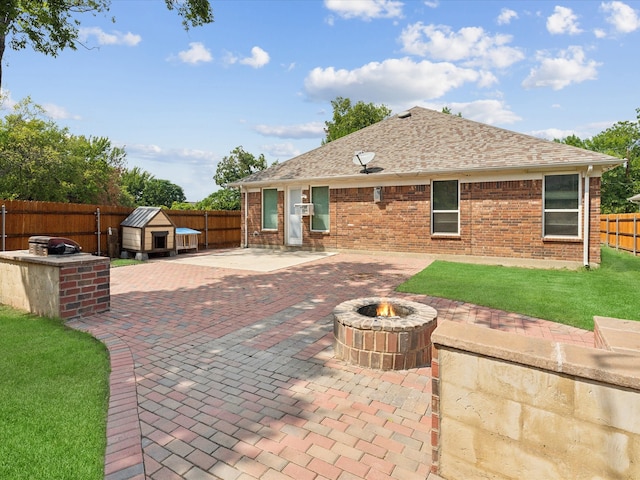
233;106;621;186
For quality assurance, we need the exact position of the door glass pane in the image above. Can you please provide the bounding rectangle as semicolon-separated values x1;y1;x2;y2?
311;186;329;231
262;189;278;229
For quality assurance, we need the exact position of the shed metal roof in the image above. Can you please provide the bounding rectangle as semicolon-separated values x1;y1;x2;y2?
121;207;174;228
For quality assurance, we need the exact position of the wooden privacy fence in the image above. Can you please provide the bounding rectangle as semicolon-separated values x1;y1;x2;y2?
0;199;240;255
600;213;640;256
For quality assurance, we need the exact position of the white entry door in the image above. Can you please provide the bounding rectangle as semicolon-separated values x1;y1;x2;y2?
287;188;303;246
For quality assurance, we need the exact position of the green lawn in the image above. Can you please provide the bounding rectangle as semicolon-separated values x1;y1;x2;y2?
110;258;144;267
397;246;640;331
0;307;109;480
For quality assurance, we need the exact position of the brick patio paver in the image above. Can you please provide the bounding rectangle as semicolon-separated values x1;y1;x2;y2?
69;251;594;479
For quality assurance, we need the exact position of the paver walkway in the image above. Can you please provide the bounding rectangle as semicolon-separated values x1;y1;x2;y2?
69;251;594;480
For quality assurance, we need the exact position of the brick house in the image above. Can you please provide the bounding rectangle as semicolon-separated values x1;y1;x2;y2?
231;107;621;266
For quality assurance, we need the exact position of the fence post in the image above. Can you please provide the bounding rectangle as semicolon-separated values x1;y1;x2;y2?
606;216;610;247
205;211;208;249
615;216;619;250
635;216;638;256
1;204;5;252
95;208;101;256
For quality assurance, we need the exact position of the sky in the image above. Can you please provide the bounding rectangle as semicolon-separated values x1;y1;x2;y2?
4;0;640;201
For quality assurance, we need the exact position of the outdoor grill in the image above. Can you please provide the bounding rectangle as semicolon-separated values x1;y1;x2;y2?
333;297;437;370
28;236;82;256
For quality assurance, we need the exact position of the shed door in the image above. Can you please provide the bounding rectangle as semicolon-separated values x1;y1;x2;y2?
287;188;303;246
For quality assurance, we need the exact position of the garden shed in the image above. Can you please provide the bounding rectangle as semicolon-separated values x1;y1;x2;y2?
121;206;176;260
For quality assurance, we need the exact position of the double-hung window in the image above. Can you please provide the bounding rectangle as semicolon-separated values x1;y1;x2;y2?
432;180;459;235
543;174;580;237
311;186;329;232
262;188;278;230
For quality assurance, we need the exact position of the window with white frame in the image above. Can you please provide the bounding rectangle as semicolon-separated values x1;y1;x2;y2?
262;188;278;230
543;174;580;237
431;180;459;235
311;186;329;231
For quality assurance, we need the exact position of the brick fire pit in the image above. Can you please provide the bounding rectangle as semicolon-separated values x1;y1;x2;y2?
333;297;437;370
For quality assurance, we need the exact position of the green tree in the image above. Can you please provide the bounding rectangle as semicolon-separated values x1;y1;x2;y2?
121;166;155;205
441;106;462;117
212;146;268;210
322;97;392;144
0;0;214;87
0;97;126;204
556;109;640;213
139;178;185;208
196;189;241;211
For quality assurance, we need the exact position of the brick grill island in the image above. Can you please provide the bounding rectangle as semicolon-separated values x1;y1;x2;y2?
333;297;437;370
0;250;110;320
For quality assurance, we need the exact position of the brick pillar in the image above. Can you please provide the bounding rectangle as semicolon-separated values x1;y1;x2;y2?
59;258;110;319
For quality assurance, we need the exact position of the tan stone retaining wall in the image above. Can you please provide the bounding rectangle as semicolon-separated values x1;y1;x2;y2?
0;251;110;319
431;320;640;480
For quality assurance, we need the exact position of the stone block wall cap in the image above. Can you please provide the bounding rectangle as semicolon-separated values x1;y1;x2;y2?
433;320;640;391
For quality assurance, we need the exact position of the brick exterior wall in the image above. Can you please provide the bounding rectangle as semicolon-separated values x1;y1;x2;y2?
59;259;110;319
241;178;602;264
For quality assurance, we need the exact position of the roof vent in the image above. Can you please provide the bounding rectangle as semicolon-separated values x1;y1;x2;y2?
398;111;412;119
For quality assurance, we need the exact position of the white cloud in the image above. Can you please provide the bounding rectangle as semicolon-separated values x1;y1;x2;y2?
425;99;521;125
522;46;600;90
399;23;524;69
424;1;439;8
127;143;217;165
240;46;270;68
254;122;325;139
497;8;518;25
546;6;582;35
594;28;607;38
78;27;141;46
324;0;403;20
262;142;302;158
601;1;640;33
43;103;82;121
304;57;488;104
530;120;614;140
177;42;213;65
529;128;577;140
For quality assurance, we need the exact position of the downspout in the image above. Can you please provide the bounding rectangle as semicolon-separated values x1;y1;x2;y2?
243;186;248;248
583;165;593;267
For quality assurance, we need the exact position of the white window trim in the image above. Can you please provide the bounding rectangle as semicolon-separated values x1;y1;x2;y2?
431;179;460;236
542;173;582;239
261;188;278;231
310;185;330;233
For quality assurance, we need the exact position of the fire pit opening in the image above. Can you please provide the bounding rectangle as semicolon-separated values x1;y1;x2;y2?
333;297;437;370
357;302;414;318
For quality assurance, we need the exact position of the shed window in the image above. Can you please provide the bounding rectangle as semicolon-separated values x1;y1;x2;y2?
311;186;329;232
262;188;278;230
544;174;580;237
432;180;459;235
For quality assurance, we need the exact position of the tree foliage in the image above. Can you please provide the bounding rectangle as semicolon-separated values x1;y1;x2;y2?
556;108;640;213
210;146;268;210
195;189;242;211
139;178;185;208
0;0;214;87
322;97;392;144
121;166;186;208
0;97;127;204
